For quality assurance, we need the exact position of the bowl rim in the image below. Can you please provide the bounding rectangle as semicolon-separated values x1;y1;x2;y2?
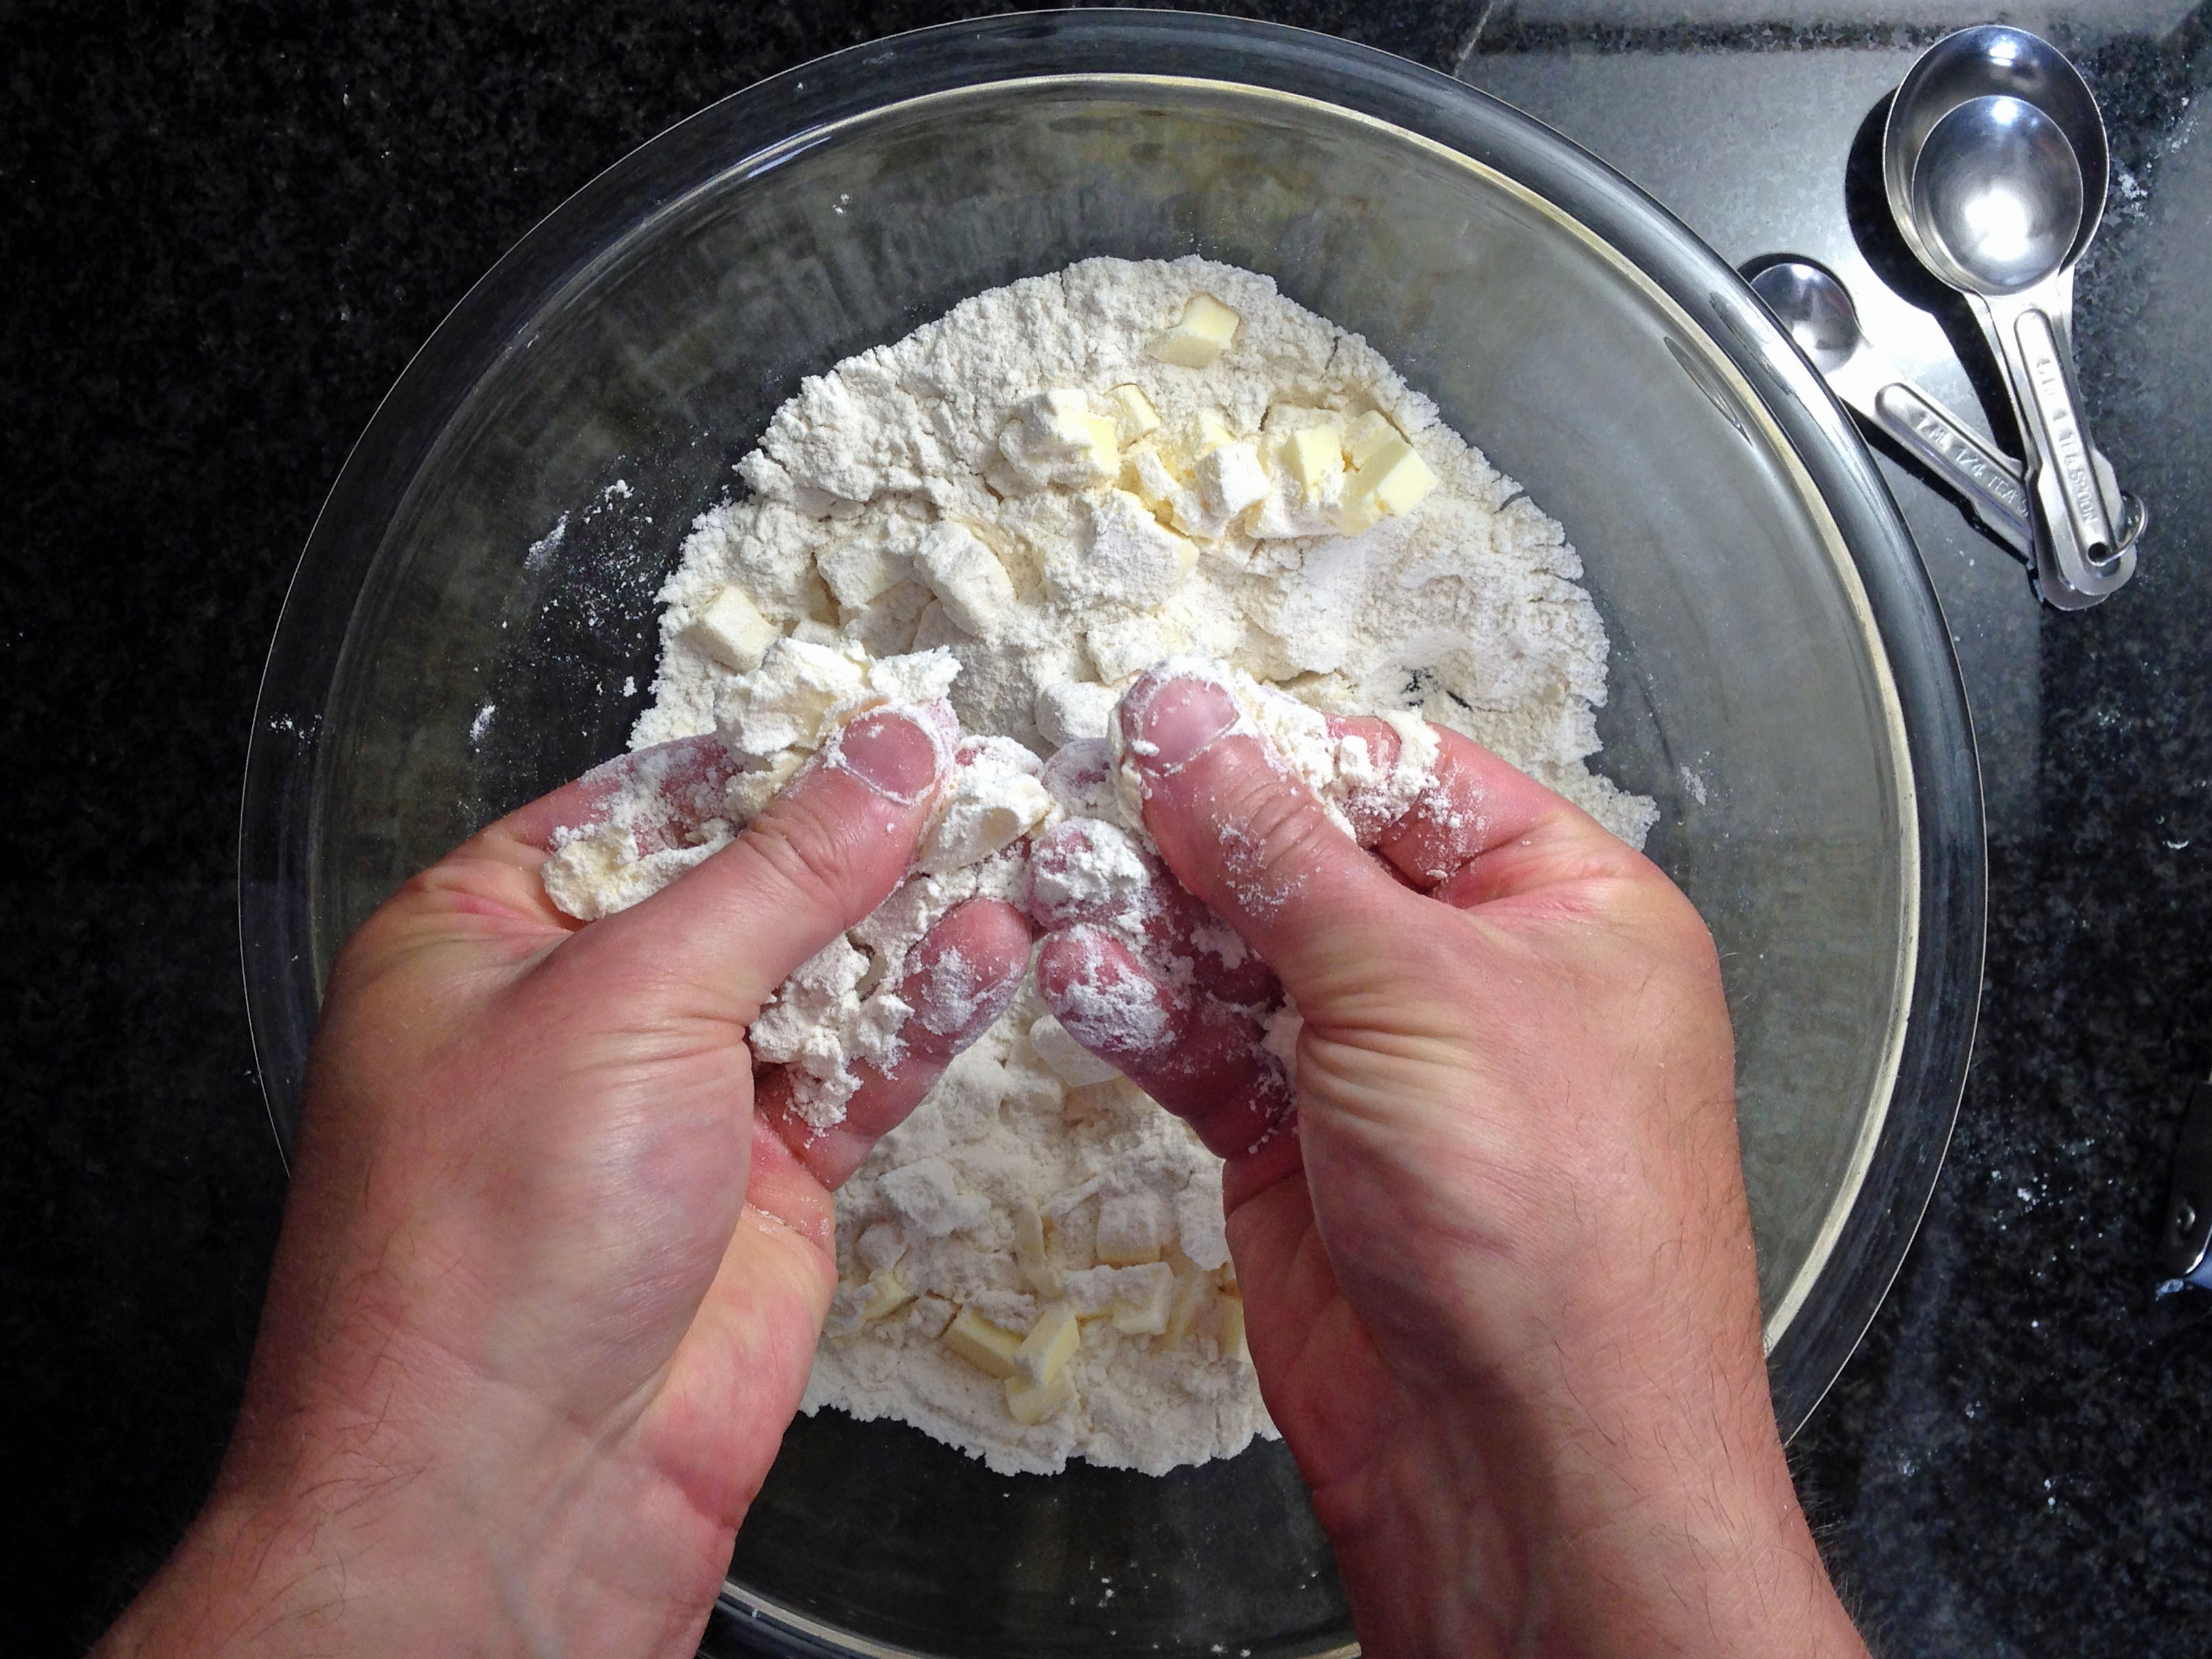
239;8;1985;1651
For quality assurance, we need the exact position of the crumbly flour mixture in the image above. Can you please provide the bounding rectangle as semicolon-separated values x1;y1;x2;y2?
541;256;1654;1476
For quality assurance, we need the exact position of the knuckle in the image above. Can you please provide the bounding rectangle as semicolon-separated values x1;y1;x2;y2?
1206;769;1345;908
739;793;876;928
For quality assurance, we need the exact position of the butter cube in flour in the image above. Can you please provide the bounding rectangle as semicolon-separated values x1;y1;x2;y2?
1162;1269;1214;1345
681;586;779;674
1149;293;1242;367
1012;1200;1064;1299
1286;424;1345;501
1001;389;1122;488
1195;441;1269;519
918;738;1052;874
856;1269;914;1324
1217;1291;1249;1361
943;1306;1025;1378
1105;384;1162;443
1174;1181;1233;1271
879;1155;989;1239
1033;680;1120;747
725;749;804;819
1029;1014;1120;1087
1086;612;1189;683
817;535;912;609
855;1221;907;1274
1015;1303;1082;1386
908;1293;958;1340
1125;446;1185;513
1096;1191;1174;1265
718;636;867;754
1004;1370;1077;1425
1342;410;1403;468
914;522;1016;638
1109;1261;1176;1335
1338;435;1438;533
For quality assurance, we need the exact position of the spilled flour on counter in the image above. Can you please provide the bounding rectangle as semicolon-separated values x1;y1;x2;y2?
540;255;1654;1475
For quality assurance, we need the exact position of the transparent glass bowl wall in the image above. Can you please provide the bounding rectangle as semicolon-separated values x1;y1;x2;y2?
244;19;1981;1659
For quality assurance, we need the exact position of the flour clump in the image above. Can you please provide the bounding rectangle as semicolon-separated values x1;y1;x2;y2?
541;256;1654;1476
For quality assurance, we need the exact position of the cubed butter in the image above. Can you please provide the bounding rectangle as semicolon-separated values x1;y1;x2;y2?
1217;1291;1248;1361
1193;411;1236;454
817;536;912;609
908;1292;958;1340
1004;1369;1077;1426
943;1306;1025;1378
1124;445;1185;512
918;758;1052;875
856;1269;915;1324
1338;436;1438;533
1196;440;1269;518
1081;414;1122;472
1033;678;1121;747
914;521;1017;638
1342;410;1403;467
1046;489;1196;609
1030;1012;1121;1087
716;636;869;756
1086;611;1189;683
1015;1302;1082;1386
1110;1265;1176;1336
1286;424;1345;501
1095;1191;1174;1266
1149;293;1242;368
1012;1200;1064;1299
1162;1269;1214;1345
681;586;779;674
1105;384;1162;443
724;748;805;819
1001;389;1122;488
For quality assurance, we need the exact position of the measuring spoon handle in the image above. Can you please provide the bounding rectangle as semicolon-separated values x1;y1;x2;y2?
1975;287;2129;607
1867;380;2034;556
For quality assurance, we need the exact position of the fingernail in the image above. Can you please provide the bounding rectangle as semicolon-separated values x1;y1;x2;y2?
832;708;945;804
1125;674;1239;773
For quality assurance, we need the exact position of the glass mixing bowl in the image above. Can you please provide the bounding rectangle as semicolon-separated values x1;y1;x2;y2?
239;12;1984;1656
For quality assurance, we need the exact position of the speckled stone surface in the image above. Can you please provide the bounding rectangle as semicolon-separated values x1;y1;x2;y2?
4;3;2208;1654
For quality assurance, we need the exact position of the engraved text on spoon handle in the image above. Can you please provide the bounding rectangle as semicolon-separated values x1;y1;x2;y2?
1870;380;2033;554
2013;306;2116;562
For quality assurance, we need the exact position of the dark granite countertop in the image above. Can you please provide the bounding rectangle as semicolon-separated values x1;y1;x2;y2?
5;4;2209;1654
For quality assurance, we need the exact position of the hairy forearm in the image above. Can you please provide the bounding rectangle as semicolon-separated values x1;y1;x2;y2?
96;1385;730;1659
1310;1377;1867;1659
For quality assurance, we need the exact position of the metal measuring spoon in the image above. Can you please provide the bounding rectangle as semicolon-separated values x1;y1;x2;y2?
1746;257;2143;565
1885;25;2135;607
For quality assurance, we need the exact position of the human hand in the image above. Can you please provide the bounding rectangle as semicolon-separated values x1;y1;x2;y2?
1032;667;1868;1659
100;708;1031;1659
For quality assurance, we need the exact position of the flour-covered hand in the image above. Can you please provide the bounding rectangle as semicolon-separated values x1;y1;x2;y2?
97;707;1030;1659
1036;666;1870;1659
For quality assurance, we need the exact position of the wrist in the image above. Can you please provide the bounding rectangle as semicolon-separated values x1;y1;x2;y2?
101;1370;730;1658
1311;1371;1865;1659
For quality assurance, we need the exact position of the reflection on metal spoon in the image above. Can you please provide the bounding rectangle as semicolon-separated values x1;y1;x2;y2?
1884;24;2135;608
1914;96;2083;295
1744;257;2144;565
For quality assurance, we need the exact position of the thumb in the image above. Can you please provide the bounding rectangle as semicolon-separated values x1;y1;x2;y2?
1115;667;1421;1008
550;703;954;1022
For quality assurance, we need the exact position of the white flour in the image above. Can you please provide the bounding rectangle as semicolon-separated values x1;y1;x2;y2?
540;256;1654;1475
